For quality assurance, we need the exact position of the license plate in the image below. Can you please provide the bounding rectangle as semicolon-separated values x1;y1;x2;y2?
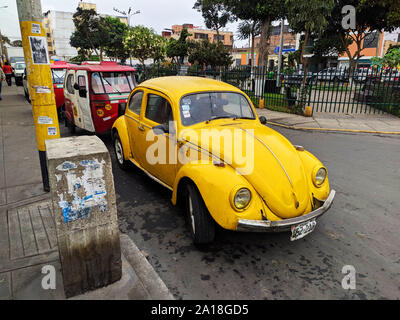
290;219;317;241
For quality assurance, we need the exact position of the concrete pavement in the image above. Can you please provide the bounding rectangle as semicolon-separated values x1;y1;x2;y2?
257;108;400;134
0;83;173;300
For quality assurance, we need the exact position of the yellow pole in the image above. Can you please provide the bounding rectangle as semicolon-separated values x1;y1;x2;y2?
16;0;60;191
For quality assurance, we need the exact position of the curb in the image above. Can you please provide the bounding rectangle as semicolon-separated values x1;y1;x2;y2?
120;234;174;300
267;121;400;135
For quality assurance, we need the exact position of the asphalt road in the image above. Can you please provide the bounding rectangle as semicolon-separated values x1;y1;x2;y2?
61;122;400;300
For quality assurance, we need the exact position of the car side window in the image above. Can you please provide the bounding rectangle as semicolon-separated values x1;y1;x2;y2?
66;73;74;94
145;94;173;125
128;91;143;115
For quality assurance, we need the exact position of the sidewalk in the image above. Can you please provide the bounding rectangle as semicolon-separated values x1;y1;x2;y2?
257;108;400;134
0;84;173;300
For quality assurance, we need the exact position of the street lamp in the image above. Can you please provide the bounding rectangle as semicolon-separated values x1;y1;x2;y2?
113;6;140;27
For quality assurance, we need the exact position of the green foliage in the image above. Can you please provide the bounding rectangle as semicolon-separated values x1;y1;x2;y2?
69;55;99;63
165;29;191;66
70;7;106;60
193;0;233;44
382;47;400;69
188;40;233;68
123;26;166;66
102;17;129;63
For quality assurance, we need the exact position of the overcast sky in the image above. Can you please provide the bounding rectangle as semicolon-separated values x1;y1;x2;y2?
0;0;250;47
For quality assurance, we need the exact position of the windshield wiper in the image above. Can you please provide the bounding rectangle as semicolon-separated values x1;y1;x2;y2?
205;115;231;124
233;116;255;120
102;76;121;95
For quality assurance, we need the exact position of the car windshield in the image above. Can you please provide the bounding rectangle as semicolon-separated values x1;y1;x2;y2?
52;68;66;84
179;92;255;126
91;72;135;94
10;57;24;63
15;63;25;70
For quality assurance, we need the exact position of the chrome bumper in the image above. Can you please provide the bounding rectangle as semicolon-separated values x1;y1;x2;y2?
236;189;336;232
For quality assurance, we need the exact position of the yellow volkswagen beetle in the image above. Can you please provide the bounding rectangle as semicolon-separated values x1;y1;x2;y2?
112;76;335;244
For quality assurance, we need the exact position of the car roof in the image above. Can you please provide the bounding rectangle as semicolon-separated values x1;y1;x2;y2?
138;76;242;100
67;61;136;72
51;61;77;69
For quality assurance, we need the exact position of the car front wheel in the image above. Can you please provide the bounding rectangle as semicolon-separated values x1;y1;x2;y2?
113;132;129;170
185;182;215;244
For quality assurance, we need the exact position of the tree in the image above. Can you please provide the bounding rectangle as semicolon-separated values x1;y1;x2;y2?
166;29;191;67
70;7;106;61
102;17;129;63
11;40;22;47
382;47;400;69
123;26;165;67
223;0;286;68
286;0;334;75
237;20;261;69
322;0;400;78
193;0;233;46
188;40;233;68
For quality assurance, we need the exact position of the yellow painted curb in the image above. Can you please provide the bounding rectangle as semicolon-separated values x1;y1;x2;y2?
266;121;400;135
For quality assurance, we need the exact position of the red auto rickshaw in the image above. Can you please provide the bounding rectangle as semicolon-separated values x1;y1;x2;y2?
63;61;136;133
51;61;77;115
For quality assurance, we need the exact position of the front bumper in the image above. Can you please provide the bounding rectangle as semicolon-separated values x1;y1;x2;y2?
236;189;335;232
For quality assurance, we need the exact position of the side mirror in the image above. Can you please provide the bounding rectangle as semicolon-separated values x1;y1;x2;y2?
259;116;267;125
118;102;127;117
73;83;79;90
152;123;169;135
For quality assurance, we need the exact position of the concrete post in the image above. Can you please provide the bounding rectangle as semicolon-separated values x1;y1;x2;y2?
46;136;121;298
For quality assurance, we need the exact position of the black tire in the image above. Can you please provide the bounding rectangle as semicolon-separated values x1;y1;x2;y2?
184;182;215;244
65;117;76;134
113;132;130;170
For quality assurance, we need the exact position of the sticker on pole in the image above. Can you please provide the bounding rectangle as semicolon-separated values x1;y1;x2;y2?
28;36;50;65
47;127;57;136
34;85;51;94
38;116;53;125
31;23;41;34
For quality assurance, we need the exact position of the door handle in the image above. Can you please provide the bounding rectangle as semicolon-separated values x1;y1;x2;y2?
138;125;145;131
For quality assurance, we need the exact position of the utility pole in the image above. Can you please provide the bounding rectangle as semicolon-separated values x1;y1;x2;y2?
16;0;60;191
276;20;284;87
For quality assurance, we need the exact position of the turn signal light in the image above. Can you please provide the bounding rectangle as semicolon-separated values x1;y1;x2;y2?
97;109;104;117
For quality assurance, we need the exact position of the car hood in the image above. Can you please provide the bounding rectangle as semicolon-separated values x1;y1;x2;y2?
180;121;311;219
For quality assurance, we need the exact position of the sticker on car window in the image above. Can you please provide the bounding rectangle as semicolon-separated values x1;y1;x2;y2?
182;98;191;105
182;110;191;118
182;104;190;111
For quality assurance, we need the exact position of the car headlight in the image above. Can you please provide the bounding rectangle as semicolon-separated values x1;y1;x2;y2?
233;188;251;210
313;167;327;187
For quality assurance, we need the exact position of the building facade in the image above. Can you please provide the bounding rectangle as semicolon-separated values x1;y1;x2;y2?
43;1;128;61
163;23;234;47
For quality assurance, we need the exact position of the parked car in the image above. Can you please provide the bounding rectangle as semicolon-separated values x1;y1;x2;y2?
316;68;347;82
13;62;25;86
22;68;30;102
381;69;400;82
10;56;25;73
112;76;335;244
63;61;136;133
284;70;313;85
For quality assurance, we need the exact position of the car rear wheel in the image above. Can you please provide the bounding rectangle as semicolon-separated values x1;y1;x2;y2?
65;117;76;134
185;182;215;244
113;132;129;170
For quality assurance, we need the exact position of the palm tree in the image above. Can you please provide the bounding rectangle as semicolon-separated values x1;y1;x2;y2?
237;20;261;70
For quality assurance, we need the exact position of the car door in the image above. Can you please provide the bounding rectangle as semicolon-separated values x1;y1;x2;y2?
135;90;177;187
125;89;145;160
76;70;95;132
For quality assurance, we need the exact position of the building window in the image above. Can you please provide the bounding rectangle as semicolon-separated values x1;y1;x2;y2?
213;34;225;41
194;33;208;40
363;32;379;49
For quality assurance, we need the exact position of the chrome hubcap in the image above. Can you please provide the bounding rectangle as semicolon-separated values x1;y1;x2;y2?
188;194;195;234
115;140;123;164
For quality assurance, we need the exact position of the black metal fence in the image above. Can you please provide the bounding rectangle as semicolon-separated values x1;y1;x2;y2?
137;64;400;117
